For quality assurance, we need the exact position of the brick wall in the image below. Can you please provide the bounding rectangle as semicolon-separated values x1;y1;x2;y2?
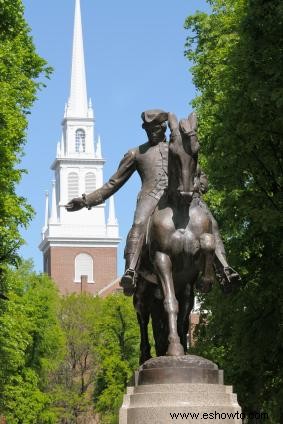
46;246;117;295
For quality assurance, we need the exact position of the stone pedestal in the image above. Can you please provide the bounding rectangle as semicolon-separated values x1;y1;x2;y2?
119;355;242;424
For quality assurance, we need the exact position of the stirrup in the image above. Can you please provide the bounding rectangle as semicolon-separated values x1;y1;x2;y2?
120;268;137;295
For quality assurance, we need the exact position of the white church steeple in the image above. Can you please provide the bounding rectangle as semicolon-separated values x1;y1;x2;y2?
39;0;120;295
61;0;95;159
67;0;88;118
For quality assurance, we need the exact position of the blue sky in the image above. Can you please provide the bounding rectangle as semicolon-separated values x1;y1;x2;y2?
20;0;210;275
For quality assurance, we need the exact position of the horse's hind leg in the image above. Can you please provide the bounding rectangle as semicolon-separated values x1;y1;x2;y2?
197;233;216;293
154;252;184;356
151;296;168;357
134;279;152;364
136;311;151;364
177;284;194;353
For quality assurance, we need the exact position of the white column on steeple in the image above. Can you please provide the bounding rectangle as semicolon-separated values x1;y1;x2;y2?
107;195;119;237
95;135;102;158
49;180;58;224
88;98;94;118
60;133;64;156
64;103;68;117
56;141;61;158
42;191;49;238
67;0;88;117
108;195;118;225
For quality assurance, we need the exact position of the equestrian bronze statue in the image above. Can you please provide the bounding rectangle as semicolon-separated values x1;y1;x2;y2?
134;112;219;363
66;109;240;363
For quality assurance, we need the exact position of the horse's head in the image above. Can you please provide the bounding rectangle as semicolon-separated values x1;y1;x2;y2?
168;112;200;203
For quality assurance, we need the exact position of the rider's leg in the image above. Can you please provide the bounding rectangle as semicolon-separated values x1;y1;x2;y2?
121;226;144;295
177;283;194;353
120;194;159;295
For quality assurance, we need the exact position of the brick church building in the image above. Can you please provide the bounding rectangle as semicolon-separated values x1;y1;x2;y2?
39;0;120;295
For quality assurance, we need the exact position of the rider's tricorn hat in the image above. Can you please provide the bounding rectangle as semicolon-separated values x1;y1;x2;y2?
141;109;168;125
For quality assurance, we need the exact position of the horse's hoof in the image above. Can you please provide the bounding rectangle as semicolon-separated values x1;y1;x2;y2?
224;267;241;286
219;267;241;294
166;343;184;357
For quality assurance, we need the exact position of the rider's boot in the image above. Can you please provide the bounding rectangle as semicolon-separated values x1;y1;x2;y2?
120;254;136;296
120;228;146;296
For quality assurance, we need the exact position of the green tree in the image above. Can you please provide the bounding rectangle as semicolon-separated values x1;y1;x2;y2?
50;293;102;423
185;0;283;421
0;261;64;424
0;0;51;293
94;294;140;424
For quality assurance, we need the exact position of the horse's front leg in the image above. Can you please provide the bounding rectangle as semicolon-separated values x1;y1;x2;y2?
133;279;152;364
154;252;184;356
197;233;216;293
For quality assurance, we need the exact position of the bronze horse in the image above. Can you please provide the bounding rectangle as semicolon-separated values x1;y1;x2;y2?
134;113;216;363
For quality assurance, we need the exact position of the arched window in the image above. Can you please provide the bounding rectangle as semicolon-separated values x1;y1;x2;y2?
75;253;94;283
75;129;86;152
85;172;96;194
68;172;79;201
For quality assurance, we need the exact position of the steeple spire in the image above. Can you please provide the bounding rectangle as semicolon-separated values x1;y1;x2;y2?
67;0;88;117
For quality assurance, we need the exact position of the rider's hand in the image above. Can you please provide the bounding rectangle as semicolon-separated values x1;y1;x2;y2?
65;197;85;212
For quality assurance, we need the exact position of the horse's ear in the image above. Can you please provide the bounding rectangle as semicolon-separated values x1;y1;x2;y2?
179;118;191;134
187;112;197;132
168;112;178;132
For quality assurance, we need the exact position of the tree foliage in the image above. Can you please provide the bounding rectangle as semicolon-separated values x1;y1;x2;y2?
42;293;140;424
49;294;102;423
0;262;64;424
0;269;141;424
93;295;140;424
0;0;51;291
185;0;283;421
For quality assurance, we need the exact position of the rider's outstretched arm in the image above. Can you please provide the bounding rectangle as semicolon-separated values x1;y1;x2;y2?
66;150;137;211
84;150;137;208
